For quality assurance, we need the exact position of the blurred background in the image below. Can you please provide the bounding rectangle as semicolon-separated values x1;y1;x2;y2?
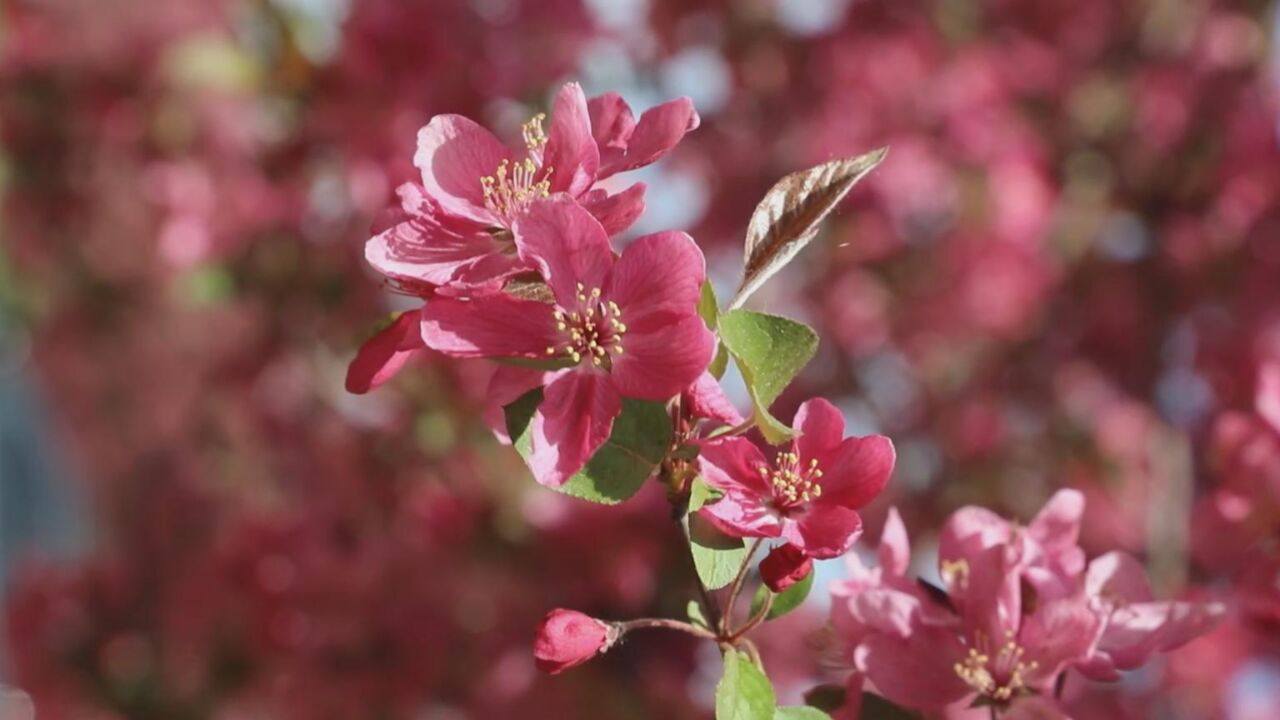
3;0;1280;717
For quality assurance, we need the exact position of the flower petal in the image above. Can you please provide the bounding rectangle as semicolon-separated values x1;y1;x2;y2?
587;91;636;153
851;587;924;638
697;437;771;495
815;434;895;510
598;96;700;179
420;293;557;358
610;314;714;400
877;507;911;578
414;115;509;225
698;491;782;539
344;309;426;394
513;197;614;306
484;364;553;444
366;207;522;287
855;625;971;711
527;370;621;487
543;83;599;196
606;230;706;333
759;543;813;592
579;182;646;235
1029;489;1085;552
1085;551;1153;603
794;397;846;464
1020;597;1104;685
684;372;745;426
783;504;863;559
1257;362;1280;436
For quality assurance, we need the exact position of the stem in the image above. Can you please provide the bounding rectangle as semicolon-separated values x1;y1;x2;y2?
729;591;772;641
720;538;764;634
617;618;718;640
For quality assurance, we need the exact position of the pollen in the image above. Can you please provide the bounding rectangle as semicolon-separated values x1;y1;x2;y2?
545;292;626;369
762;451;824;506
953;635;1038;703
480;112;555;224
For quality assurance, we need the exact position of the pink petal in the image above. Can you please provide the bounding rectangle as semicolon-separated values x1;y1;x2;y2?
598;96;700;179
543;83;599;197
815;434;895;510
1257;362;1280;435
1019;597;1103;684
512;197;614;305
1092;600;1223;673
855;625;971;710
528;369;621;487
957;543;1021;644
794;397;846;466
759;543;813;592
1004;697;1073;720
414;115;509;226
877;508;911;578
684;372;745;426
587;92;636;153
366;209;521;287
697;437;772;496
832;673;865;720
1029;489;1085;552
938;506;1011;569
344;309;427;394
579;182;647;235
698;491;783;539
1085;551;1153;603
851;587;924;637
484;364;553;444
607;231;706;334
784;504;863;559
610;314;714;400
420;294;558;358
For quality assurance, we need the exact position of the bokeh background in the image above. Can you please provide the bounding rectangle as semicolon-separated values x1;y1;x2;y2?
3;0;1280;717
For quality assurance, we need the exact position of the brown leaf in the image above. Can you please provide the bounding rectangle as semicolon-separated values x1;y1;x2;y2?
729;148;887;310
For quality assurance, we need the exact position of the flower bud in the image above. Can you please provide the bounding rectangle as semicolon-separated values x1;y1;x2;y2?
760;543;813;592
533;609;618;674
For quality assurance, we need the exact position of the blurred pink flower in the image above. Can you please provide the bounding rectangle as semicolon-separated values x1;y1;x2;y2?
532;609;618;675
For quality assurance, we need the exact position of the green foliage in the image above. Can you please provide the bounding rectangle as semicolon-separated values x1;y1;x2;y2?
717;309;818;444
749;568;815;621
716;649;775;720
504;389;672;504
689;513;748;590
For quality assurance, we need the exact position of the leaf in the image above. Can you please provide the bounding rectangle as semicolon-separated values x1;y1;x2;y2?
749;567;815;621
689;513;747;590
715;649;775;720
774;708;831;720
699;279;721;329
729;148;887;310
504;389;672;504
717;309;818;444
709;343;730;380
688;476;722;513
860;693;921;720
686;600;710;629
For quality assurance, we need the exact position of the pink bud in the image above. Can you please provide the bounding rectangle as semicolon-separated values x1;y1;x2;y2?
760;543;813;592
533;609;618;674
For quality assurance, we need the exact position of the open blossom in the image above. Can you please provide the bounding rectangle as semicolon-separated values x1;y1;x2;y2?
697;399;895;559
533;609;619;675
344;309;428;394
830;491;1223;713
420;198;714;486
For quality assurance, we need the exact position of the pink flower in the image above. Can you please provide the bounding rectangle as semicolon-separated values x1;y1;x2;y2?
420;198;714;486
533;609;618;675
587;92;701;179
1075;551;1224;681
759;543;813;592
697;399;895;559
344;309;427;394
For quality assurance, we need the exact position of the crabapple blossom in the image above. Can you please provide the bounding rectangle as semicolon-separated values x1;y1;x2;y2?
533;609;619;675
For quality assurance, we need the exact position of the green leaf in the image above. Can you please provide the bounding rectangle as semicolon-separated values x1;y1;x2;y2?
715;649;775;720
504;389;672;504
859;693;921;720
686;600;709;629
717;309;818;444
774;708;831;720
749;567;815;621
689;513;747;590
699;279;720;330
730;148;887;310
688;476;722;513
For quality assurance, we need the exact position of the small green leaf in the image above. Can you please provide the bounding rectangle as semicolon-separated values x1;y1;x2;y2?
504;389;672;504
717;309;818;444
689;513;747;590
686;600;709;629
860;693;921;719
699;279;720;330
709;343;730;380
715;649;775;720
749;568;815;621
774;708;831;720
688;476;722;513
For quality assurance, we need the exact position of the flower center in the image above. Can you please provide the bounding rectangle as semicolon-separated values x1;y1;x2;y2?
953;632;1039;703
480;113;554;224
545;283;626;368
759;451;823;507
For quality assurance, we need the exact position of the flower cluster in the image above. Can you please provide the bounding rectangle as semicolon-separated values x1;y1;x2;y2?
831;491;1224;716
